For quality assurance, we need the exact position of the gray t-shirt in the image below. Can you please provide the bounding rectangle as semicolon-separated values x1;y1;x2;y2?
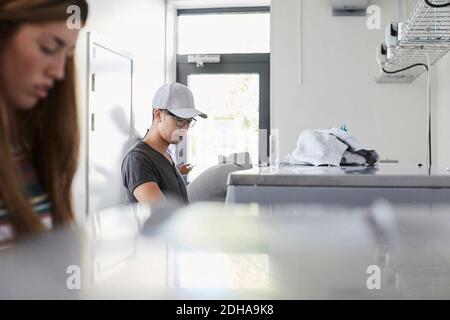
121;141;189;204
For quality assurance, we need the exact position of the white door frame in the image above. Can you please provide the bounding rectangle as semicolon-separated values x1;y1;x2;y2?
85;32;135;215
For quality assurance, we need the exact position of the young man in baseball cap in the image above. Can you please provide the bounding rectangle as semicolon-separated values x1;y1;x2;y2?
121;82;207;205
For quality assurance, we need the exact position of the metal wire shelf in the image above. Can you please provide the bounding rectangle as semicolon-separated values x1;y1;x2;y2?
401;1;450;45
375;1;450;173
377;0;450;83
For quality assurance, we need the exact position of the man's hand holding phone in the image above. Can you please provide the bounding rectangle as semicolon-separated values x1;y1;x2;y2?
178;163;195;175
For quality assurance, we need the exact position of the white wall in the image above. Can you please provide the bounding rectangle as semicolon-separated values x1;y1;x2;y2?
435;52;450;169
73;0;166;219
271;0;429;164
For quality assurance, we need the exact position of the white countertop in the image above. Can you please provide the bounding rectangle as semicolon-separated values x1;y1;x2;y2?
227;164;450;188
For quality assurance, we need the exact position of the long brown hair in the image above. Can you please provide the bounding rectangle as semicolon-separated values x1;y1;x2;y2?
0;0;88;234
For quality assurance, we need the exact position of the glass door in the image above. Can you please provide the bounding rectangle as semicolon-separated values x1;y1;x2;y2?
176;8;271;181
186;73;260;180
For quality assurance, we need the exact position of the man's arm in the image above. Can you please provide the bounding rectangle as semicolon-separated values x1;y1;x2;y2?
133;182;166;204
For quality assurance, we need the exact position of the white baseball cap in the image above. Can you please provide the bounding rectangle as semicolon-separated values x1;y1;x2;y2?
152;82;208;119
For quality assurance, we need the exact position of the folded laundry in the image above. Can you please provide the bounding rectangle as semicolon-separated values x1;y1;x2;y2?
281;128;379;166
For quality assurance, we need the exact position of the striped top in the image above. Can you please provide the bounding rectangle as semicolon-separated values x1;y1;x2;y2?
0;150;53;249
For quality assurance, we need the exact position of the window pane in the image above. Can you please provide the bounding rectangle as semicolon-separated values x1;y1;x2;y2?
187;74;260;181
178;13;270;54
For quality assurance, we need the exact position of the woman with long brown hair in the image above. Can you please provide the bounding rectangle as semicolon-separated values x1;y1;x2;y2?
0;0;88;246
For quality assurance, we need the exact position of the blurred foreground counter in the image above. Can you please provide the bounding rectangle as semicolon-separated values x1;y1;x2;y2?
2;201;450;299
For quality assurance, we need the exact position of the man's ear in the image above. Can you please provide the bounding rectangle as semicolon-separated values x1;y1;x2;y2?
153;109;162;122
